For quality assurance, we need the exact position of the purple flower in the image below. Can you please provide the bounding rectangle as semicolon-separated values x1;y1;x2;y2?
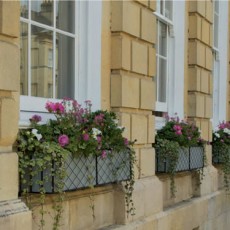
82;133;90;141
94;113;105;125
101;150;107;159
124;138;129;145
30;114;42;123
58;134;69;147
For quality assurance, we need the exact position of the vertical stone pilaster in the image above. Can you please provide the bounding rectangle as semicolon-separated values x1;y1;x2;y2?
110;0;163;224
0;0;32;229
187;0;218;196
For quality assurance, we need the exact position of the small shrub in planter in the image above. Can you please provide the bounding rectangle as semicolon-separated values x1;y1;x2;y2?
154;115;206;197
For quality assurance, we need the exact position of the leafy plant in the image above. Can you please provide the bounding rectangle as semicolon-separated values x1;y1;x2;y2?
17;98;136;229
154;115;206;197
212;121;230;190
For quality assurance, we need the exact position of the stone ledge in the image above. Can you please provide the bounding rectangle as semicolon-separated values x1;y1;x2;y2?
0;199;29;218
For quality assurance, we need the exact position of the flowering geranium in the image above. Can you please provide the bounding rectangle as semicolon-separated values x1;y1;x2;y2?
18;98;133;159
155;115;206;197
212;121;230;146
156;115;205;147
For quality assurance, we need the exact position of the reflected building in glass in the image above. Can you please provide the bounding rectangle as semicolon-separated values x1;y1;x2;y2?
20;0;75;99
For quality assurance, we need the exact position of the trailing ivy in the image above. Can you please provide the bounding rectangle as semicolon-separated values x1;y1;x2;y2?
154;138;180;197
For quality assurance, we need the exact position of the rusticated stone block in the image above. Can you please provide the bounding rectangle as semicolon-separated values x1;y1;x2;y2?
140;78;155;110
111;74;139;108
141;8;156;43
131;114;148;144
132;41;148;75
0;42;19;91
0;92;19;146
111;1;140;37
140;148;155;178
0;1;20;37
111;35;131;70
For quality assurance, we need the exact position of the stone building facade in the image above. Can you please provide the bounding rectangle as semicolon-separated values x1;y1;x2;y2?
0;0;230;229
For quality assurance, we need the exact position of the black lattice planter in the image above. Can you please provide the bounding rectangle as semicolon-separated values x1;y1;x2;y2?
212;146;230;164
20;151;131;193
97;151;131;185
156;146;204;173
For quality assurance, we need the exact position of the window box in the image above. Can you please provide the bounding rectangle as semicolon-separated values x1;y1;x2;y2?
156;146;204;173
212;146;230;164
20;152;131;194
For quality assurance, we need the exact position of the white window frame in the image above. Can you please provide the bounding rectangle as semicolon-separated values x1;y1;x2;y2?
19;0;102;126
212;0;228;129
154;1;185;129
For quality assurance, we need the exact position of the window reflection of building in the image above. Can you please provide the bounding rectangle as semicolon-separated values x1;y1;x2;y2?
20;0;75;99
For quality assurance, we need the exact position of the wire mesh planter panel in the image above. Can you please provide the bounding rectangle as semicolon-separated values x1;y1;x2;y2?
190;147;204;169
20;151;131;194
156;146;204;173
97;151;131;185
212;146;230;164
20;155;97;193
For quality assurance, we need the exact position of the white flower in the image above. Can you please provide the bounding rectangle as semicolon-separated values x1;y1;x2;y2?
214;133;220;138
117;126;124;130
223;128;230;135
32;129;42;141
113;119;119;124
92;128;101;139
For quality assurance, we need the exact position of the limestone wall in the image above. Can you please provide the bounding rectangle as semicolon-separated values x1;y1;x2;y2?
1;0;230;230
0;0;32;229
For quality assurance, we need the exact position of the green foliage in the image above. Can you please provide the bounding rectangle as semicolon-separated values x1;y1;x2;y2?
212;121;230;191
154;138;180;197
17;99;136;229
213;143;230;191
156;117;204;147
154;116;206;197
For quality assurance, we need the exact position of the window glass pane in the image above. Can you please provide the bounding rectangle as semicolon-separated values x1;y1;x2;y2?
56;33;75;99
215;0;219;13
31;25;53;98
56;1;75;33
158;58;167;103
165;0;172;19
159;22;167;57
20;22;28;96
160;0;164;15
156;0;161;13
20;0;28;18
31;0;53;26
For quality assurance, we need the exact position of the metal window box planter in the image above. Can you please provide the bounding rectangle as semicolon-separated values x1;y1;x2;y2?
156;146;204;173
212;146;230;164
20;151;131;194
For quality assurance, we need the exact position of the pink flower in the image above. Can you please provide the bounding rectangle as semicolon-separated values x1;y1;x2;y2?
30;114;42;123
173;125;182;131
176;130;182;135
45;101;56;112
124;138;129;145
221;139;224;143
82;133;90;141
58;134;69;147
97;136;102;143
45;102;65;114
55;103;64;113
101;150;107;159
